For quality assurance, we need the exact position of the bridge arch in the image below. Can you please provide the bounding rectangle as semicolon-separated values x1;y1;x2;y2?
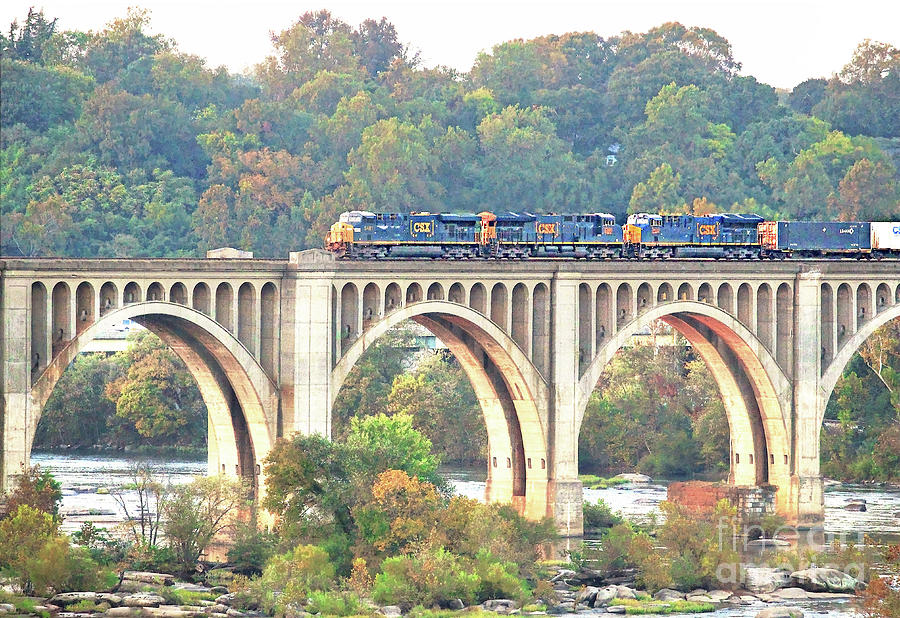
576;300;793;513
331;300;550;520
820;303;900;429
29;301;277;498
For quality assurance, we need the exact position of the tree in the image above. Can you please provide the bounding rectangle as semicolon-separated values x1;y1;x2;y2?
629;163;682;213
475;105;583;212
2;8;58;63
105;331;206;445
351;17;406;77
256;11;361;100
387;354;486;464
0;59;94;130
163;475;248;576
4;465;63;519
344;117;438;212
789;78;827;115
0;504;59;594
345;413;442;489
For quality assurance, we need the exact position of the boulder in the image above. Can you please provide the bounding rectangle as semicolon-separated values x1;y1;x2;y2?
483;599;518;613
772;587;809;600
653;589;684;602
446;599;466;611
377;606;402;618
123;593;167;608
225;609;245;617
845;501;867;512
754;608;804;618
106;608;141;617
50;592;99;606
123;571;175;586
145;608;192;618
214;594;236;607
99;593;123;605
707;590;733;602
0;605;14;613
613;473;652;483
550;569;576;583
592;587;619;607
789;568;861;593
606;606;627;614
576;587;599;606
173;583;211;593
686;594;713;603
613;586;636;600
744;567;791;593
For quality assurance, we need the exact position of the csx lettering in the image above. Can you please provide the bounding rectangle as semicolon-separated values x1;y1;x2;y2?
536;223;558;235
839;228;854;234
697;224;718;235
412;222;433;234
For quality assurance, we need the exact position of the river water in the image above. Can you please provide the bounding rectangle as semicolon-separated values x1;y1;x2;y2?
33;451;899;617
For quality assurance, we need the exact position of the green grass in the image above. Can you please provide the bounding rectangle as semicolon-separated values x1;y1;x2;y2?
579;475;631;489
69;599;110;613
159;587;219;606
610;598;716;615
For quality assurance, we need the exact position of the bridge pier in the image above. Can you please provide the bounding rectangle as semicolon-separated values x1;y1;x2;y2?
791;271;826;526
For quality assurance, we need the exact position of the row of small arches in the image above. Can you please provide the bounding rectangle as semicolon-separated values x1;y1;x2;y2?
29;279;279;377
333;280;551;376
821;281;900;364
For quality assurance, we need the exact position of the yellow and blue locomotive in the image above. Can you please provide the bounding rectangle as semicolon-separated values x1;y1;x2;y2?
326;210;900;260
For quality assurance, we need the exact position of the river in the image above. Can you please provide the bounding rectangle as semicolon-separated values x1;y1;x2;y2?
32;451;899;617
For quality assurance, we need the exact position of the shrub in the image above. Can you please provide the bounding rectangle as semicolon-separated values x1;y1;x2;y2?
4;466;62;519
73;521;127;565
0;504;58;594
472;551;529;604
373;548;480;610
162;475;248;576
251;545;335;614
227;522;276;575
583;499;624;530
306;590;365;616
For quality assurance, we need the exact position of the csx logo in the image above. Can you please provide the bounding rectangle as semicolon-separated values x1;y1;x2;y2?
412;222;433;234
894;226;900;234
697;224;718;236
536;223;558;235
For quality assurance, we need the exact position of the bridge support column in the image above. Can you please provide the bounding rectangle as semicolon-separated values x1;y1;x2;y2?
791;271;825;526
549;277;583;536
291;275;335;437
0;277;32;493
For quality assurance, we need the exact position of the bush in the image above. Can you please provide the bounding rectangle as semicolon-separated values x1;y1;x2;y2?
162;475;247;576
4;466;62;519
472;551;529;604
583;499;624;530
227;522;276;576
373;548;480;610
251;545;336;614
306;590;365;616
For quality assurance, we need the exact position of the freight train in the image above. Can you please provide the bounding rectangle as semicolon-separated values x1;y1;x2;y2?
325;211;900;260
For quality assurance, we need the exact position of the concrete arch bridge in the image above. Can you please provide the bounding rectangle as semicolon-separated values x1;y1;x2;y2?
1;253;898;535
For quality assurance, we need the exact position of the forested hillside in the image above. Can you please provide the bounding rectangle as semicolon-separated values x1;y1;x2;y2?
2;8;898;258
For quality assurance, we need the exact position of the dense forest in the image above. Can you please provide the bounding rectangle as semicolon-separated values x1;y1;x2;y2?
2;7;899;258
6;7;899;480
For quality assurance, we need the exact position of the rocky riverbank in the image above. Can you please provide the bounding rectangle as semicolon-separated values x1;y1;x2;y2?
0;563;865;618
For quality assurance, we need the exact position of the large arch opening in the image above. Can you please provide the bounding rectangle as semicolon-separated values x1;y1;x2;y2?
331;301;549;521
819;304;900;486
577;301;792;516
27;302;277;510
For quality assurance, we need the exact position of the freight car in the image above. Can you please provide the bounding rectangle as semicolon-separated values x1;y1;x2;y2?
325;210;900;260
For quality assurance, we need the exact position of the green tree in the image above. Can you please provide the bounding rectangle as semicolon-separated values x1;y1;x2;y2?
163;475;247;576
104;331;206;445
387;354;486;464
629;162;683;213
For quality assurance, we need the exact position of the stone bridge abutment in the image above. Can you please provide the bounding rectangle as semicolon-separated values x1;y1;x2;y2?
1;255;898;535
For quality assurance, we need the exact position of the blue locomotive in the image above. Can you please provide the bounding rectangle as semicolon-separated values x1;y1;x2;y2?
325;210;900;259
